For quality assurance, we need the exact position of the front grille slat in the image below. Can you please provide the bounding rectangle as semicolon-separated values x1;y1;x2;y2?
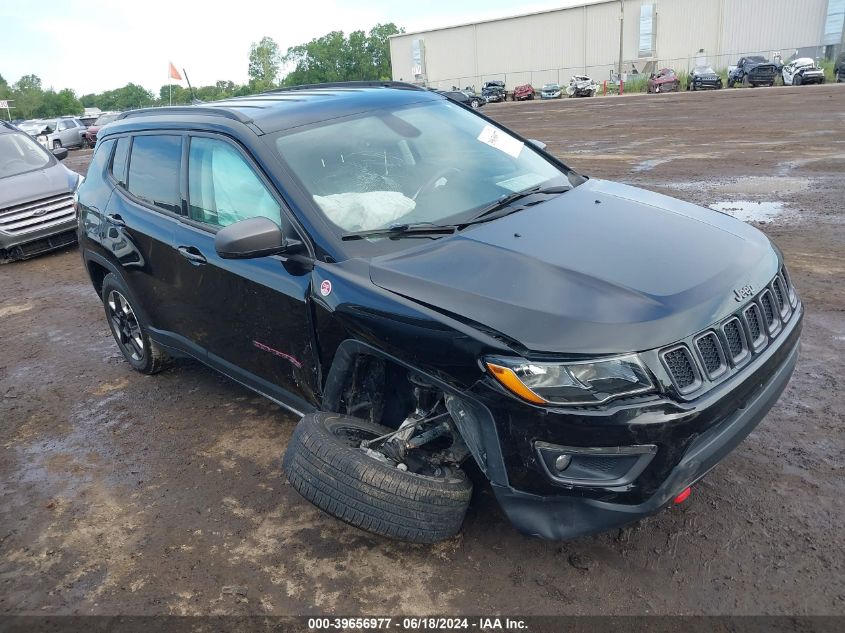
721;317;749;364
1;208;76;233
0;198;75;223
661;346;699;393
694;332;726;379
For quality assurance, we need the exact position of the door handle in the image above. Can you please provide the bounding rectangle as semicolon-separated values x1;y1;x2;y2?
177;245;207;265
106;213;126;227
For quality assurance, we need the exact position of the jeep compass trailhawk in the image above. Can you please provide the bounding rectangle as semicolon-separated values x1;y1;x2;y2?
77;82;802;543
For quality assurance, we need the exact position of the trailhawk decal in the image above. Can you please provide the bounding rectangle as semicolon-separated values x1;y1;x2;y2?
252;340;303;368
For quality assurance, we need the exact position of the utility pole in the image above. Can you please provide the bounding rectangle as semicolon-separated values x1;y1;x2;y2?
617;0;625;80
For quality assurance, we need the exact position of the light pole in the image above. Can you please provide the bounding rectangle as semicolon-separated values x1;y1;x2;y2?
618;0;625;81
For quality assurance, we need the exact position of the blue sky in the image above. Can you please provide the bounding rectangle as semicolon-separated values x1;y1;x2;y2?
0;0;580;95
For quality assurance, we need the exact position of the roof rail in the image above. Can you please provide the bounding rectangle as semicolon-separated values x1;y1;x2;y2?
116;106;253;124
265;81;426;93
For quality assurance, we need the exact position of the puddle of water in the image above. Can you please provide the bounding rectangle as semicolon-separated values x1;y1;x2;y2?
632;158;672;172
709;200;785;223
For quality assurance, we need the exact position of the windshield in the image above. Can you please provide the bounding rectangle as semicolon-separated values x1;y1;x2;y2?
747;56;767;63
695;66;716;74
93;113;119;126
543;84;559;90
0;132;52;178
274;100;570;239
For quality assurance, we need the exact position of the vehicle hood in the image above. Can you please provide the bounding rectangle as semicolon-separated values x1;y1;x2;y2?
368;179;779;355
0;163;76;209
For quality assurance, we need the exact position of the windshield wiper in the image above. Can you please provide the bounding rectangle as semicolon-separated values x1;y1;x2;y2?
341;222;458;241
460;185;570;228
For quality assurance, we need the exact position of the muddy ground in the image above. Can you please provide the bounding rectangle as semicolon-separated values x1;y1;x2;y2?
1;84;844;617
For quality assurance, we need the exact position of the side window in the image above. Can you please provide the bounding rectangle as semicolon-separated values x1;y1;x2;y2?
87;139;115;179
111;136;130;187
58;120;71;131
126;135;182;214
187;136;280;228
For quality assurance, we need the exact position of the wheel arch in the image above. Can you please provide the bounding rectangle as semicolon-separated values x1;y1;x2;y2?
321;338;509;486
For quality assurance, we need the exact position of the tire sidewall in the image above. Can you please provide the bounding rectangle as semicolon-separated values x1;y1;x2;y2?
101;273;156;373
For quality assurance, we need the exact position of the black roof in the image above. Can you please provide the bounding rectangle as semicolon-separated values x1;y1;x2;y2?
114;82;440;135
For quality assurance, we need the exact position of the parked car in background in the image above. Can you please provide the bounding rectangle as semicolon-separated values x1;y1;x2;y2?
512;84;535;101
77;82;803;544
482;80;506;103
781;58;825;86
34;117;88;149
540;83;561;99
566;75;598;97
436;90;484;109
727;56;778;87
647;68;680;93
687;66;722;90
836;52;845;82
84;112;121;147
0;121;82;263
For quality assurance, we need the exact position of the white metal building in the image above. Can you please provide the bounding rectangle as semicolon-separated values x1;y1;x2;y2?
390;0;845;89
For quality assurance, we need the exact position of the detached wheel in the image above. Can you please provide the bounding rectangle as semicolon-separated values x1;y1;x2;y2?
283;412;473;543
101;273;168;374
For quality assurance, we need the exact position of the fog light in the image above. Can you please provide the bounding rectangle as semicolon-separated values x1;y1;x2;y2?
673;487;691;504
554;454;572;472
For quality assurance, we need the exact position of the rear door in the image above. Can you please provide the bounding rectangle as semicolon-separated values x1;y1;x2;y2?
167;133;318;410
103;133;189;336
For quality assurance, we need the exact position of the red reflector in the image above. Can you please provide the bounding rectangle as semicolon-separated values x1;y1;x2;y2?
673;487;691;504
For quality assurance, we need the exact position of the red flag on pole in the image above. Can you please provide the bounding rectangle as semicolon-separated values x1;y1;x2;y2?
169;62;183;81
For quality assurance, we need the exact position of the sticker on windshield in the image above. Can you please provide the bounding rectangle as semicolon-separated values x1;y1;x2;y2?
477;125;523;158
496;173;548;192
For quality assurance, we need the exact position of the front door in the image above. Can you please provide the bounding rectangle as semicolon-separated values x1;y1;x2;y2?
168;134;318;411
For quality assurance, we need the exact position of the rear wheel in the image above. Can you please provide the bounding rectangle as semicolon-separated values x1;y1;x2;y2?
101;273;168;375
283;412;473;543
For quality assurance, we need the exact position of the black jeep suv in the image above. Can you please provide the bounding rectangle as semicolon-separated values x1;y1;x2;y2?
77;82;802;543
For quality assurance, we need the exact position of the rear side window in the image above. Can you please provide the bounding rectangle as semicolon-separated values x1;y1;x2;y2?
85;139;115;180
111;136;130;186
127;135;182;213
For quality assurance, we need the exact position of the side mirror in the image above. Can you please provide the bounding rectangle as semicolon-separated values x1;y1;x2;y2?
215;216;300;259
51;147;68;161
528;139;547;151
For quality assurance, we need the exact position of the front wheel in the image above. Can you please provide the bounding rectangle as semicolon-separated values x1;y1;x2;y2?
101;273;168;374
836;70;841;83
52;140;62;149
470;98;480;108
794;74;803;86
283;412;473;543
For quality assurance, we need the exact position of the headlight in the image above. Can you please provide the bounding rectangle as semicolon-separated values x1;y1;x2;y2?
485;354;654;406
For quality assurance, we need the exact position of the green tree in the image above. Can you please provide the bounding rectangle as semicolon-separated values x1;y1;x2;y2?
281;23;403;86
11;74;44;119
248;36;281;91
36;88;82;117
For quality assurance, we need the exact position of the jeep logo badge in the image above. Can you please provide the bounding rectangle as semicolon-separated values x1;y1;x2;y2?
733;284;754;302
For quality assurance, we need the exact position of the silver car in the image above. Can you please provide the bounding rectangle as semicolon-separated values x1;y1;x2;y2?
0;121;83;262
35;117;88;150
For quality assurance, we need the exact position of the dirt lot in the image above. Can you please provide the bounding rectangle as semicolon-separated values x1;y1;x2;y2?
1;85;844;616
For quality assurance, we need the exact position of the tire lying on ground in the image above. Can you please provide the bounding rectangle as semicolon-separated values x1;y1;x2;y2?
283;412;473;543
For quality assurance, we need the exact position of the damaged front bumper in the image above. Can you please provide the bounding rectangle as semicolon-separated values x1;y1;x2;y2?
456;304;802;540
